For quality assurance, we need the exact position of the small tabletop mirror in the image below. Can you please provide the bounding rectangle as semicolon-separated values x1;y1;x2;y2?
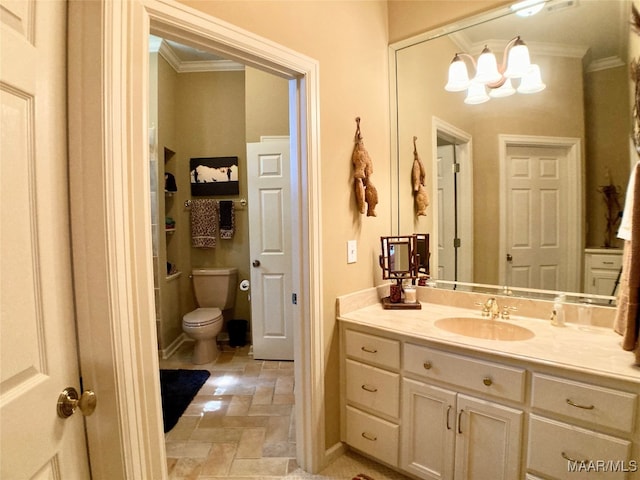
379;235;422;310
380;236;415;280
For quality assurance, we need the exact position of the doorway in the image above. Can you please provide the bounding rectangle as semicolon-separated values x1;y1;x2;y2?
68;2;324;476
432;118;474;284
149;28;307;468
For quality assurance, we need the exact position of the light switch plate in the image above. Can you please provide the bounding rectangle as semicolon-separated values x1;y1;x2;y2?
347;240;357;264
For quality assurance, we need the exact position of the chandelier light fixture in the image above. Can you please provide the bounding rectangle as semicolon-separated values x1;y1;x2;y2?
445;36;546;105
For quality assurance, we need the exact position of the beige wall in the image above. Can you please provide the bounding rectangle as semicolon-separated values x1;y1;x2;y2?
245;67;289;143
388;0;510;43
177;0;393;448
177;70;250;324
585;65;630;249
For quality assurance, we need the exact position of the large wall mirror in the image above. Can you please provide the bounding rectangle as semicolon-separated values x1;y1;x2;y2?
391;0;633;302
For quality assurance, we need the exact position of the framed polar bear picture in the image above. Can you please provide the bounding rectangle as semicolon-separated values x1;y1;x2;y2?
190;156;239;196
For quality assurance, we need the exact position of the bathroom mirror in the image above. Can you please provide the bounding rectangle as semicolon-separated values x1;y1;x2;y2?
391;0;631;303
379;235;418;281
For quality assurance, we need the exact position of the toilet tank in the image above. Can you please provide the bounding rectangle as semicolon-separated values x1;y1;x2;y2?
191;267;238;309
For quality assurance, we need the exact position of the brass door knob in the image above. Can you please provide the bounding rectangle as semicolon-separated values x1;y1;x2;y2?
57;387;97;419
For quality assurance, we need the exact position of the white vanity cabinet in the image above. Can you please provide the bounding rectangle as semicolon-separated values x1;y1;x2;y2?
342;329;401;467
584;248;623;296
339;321;639;480
526;372;637;480
401;344;524;480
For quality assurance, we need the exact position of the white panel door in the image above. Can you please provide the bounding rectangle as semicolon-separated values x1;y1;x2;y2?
0;0;90;477
437;145;455;280
505;146;568;290
247;139;293;360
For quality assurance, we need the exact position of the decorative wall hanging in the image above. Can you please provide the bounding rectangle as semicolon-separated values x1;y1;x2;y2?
412;136;429;216
351;117;378;216
190;156;239;196
597;169;622;248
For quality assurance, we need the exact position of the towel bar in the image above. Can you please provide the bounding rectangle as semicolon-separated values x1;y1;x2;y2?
184;198;247;209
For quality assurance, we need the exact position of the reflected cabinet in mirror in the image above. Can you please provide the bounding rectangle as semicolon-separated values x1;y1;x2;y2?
391;0;634;302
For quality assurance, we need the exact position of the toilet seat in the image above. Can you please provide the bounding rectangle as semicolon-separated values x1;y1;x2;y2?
183;307;222;327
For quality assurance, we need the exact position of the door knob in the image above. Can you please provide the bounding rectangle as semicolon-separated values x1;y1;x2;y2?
57;387;97;419
506;253;513;262
252;260;261;267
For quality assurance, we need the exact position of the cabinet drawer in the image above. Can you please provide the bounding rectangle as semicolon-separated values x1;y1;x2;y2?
344;329;400;369
404;343;526;403
532;373;637;433
346;405;399;467
527;415;632;480
589;254;622;270
346;359;399;418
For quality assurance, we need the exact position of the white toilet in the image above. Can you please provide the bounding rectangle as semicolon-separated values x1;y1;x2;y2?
183;267;238;364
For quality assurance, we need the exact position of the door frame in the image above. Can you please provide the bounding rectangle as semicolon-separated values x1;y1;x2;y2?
432;117;474;282
68;0;324;477
498;134;582;292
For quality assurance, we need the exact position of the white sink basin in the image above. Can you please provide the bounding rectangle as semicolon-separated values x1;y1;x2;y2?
435;316;535;341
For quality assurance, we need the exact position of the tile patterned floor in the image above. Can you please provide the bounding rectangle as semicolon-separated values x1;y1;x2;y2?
160;342;409;480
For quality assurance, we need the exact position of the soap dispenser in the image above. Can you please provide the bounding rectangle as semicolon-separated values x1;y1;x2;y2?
551;293;566;327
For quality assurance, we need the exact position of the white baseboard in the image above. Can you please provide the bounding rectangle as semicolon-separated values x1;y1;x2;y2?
324;441;347;467
161;333;191;359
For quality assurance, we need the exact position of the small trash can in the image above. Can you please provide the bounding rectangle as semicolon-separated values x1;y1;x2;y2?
228;319;248;347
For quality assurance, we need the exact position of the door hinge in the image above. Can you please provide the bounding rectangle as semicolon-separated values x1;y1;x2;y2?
292;293;297;305
452;163;460;173
453;238;461;248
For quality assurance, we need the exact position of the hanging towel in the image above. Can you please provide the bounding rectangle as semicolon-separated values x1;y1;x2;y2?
190;199;217;248
165;172;177;192
614;161;640;364
219;200;235;239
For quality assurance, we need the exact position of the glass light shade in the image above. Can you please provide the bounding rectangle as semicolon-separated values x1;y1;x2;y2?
473;47;502;85
445;56;470;92
511;0;545;17
489;78;516;98
464;82;490;105
504;42;531;78
517;64;546;94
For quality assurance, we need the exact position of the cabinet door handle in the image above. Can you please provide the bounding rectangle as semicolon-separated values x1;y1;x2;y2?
457;409;464;434
566;398;595;410
361;346;377;354
561;451;589;463
446;405;452;430
483;376;492;386
423;361;432;370
361;384;378;393
361;432;377;441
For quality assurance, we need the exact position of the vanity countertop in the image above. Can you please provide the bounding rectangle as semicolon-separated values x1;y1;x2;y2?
337;293;640;384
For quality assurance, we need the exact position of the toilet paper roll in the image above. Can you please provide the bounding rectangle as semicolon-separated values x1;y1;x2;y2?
239;279;250;291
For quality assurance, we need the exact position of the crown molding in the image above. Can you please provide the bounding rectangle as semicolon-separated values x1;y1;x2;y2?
587;56;626;73
156;39;245;73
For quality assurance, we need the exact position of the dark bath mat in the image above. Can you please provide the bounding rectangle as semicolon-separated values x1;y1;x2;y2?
159;369;210;432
